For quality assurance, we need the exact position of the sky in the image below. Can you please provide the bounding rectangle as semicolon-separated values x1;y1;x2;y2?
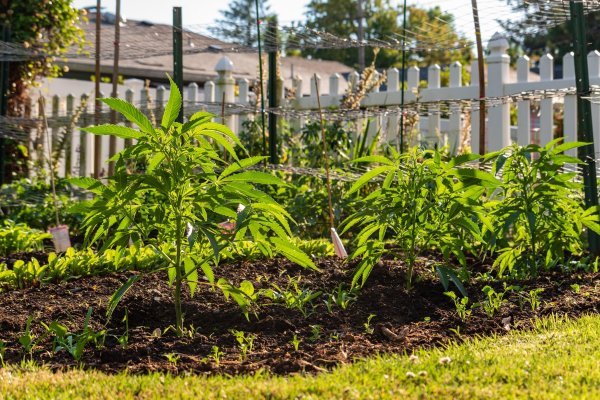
72;0;511;44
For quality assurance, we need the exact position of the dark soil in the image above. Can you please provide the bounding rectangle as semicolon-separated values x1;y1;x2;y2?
0;255;598;375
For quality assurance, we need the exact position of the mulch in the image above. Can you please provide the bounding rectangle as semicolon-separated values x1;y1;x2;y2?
0;254;598;375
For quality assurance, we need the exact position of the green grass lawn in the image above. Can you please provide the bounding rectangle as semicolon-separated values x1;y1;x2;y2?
1;314;599;399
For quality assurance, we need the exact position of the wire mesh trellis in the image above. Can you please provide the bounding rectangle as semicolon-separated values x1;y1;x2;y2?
1;0;600;180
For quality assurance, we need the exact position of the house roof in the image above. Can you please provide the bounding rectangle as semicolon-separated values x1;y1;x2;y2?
61;18;352;93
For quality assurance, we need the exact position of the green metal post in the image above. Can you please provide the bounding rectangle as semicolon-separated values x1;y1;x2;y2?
173;7;184;123
254;0;267;159
267;19;278;164
570;1;600;255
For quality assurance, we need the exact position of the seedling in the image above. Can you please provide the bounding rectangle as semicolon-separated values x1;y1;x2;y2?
309;325;322;342
18;316;38;358
525;288;544;311
165;353;180;366
571;284;581;294
230;330;255;361
52;307;106;361
117;309;129;348
323;284;357;313
363;314;376;334
290;334;302;351
264;276;322;317
209;346;223;366
449;326;461;337
444;291;472;322
481;286;507;318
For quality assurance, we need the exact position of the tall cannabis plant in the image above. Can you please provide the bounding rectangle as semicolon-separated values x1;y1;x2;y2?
71;78;315;335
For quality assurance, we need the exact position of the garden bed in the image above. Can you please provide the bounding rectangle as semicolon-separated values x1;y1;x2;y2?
0;254;598;375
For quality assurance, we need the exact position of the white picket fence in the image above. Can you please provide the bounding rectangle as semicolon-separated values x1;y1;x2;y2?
31;32;600;178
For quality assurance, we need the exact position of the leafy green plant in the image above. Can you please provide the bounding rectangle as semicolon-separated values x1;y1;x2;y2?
485;140;600;277
0;220;51;257
364;313;376;334
444;291;472;322
117;309;130;349
71;77;315;336
209;345;224;366
164;353;180;366
290;334;302;351
1;258;46;290
344;148;493;288
309;324;322;342
323;284;357;312
45;307;106;361
524;288;544;311
18;316;38;358
263;276;322;317
219;280;262;320
571;284;581;294
230;330;255;361
481;286;508;318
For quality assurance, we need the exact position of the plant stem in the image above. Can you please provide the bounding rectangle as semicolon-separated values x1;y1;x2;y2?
174;213;183;336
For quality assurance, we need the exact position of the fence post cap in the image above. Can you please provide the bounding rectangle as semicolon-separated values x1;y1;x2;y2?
215;56;234;72
488;32;509;54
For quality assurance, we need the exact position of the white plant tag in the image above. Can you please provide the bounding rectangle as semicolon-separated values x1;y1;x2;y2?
48;225;71;253
330;228;348;259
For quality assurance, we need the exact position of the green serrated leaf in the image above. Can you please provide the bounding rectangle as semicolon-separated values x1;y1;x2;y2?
83;124;144;139
101;98;155;134
162;76;182;129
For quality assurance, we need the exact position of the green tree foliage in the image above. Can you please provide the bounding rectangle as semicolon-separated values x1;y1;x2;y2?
498;0;600;62
0;0;85;115
0;0;85;182
301;0;471;69
209;0;272;47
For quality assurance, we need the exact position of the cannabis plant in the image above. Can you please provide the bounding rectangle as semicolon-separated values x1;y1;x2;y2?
484;139;600;276
343;147;495;289
71;78;315;335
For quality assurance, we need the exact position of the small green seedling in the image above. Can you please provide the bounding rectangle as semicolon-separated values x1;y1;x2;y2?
291;334;302;351
364;314;376;334
481;286;507;318
209;346;223;366
165;353;180;366
309;325;322;342
230;330;255;361
444;291;472;322
571;284;581;294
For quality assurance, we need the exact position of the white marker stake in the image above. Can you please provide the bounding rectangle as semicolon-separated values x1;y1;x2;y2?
331;228;347;259
49;225;71;253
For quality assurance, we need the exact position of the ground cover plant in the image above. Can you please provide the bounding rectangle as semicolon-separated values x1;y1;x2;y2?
0;178;85;240
0;220;51;257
